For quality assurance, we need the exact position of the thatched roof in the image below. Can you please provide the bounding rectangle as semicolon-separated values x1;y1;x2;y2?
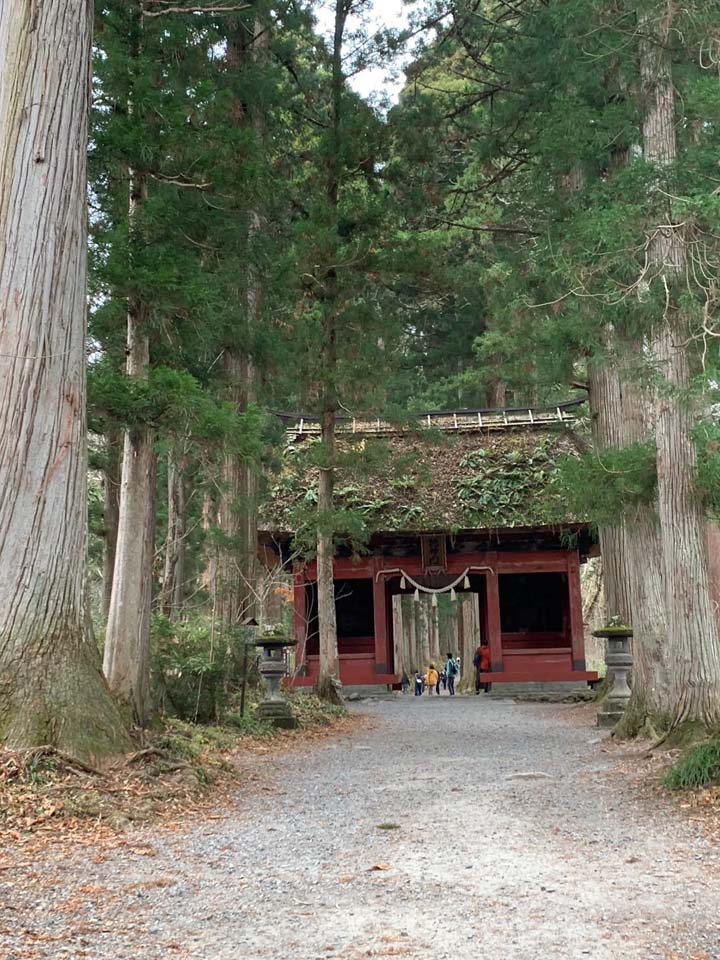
262;424;585;537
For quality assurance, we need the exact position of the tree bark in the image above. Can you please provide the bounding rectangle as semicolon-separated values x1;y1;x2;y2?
588;357;633;625
317;403;340;685
0;0;130;759
200;489;217;596
589;342;670;733
581;559;606;669
641;4;720;732
487;377;506;409
217;350;257;632
102;429;122;621
315;1;351;697
161;451;186;620
215;19;261;644
103;169;157;727
706;523;720;631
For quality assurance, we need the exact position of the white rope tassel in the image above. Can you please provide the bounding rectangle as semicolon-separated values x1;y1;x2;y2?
414;588;420;602
400;576;407;590
450;587;457;602
431;593;438;608
463;575;470;590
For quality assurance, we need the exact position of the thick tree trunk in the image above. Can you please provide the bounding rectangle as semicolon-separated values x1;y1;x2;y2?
487;377;506;409
654;330;720;729
588;357;633;625
161;452;185;620
641;4;720;732
217;350;257;633
104;170;157;726
200;490;217;596
315;1;349;700
581;559;606;669
706;523;720;631
215;20;261;644
102;430;122;621
316;405;340;687
589;348;669;734
0;0;129;759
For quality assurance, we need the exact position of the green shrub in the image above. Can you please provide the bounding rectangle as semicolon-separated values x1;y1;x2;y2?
289;692;346;727
151;615;256;723
225;713;276;737
664;740;720;790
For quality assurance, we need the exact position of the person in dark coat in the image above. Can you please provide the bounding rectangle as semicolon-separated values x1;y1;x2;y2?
445;652;459;696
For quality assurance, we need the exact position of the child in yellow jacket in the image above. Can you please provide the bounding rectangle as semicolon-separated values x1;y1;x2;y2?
425;664;440;696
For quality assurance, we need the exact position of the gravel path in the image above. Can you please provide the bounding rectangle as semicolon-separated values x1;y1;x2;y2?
3;697;720;960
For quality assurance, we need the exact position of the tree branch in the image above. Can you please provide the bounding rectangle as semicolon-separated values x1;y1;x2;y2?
149;173;211;190
142;2;249;17
429;217;539;236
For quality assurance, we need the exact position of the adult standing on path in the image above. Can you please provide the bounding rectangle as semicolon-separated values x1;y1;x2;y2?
445;652;459;696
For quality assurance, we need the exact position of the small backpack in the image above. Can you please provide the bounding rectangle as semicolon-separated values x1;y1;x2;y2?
448;659;458;677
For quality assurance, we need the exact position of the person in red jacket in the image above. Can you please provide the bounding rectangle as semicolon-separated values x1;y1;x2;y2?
473;640;492;694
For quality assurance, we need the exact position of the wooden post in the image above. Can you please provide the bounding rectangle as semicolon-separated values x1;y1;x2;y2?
486;572;504;672
472;592;482;687
419;600;431;669
430;600;440;663
373;566;388;673
392;594;404;677
450;603;459;658
408;596;418;672
567;553;586;671
403;597;413;673
293;567;307;674
460;596;473;691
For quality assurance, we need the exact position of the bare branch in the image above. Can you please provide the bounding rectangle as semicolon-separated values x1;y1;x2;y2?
429;217;539;237
149;172;211;190
142;2;249;18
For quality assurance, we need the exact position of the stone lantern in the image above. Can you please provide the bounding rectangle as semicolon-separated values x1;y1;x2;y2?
255;627;298;729
593;623;633;728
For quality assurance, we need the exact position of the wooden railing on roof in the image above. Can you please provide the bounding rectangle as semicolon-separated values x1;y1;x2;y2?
276;398;586;439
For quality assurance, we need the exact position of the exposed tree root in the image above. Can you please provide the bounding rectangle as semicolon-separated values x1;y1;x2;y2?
315;674;345;706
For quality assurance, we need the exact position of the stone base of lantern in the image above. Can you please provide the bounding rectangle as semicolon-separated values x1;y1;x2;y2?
255;699;298;729
597;701;627;728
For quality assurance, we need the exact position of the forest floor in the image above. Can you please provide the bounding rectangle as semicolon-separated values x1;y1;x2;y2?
1;696;720;960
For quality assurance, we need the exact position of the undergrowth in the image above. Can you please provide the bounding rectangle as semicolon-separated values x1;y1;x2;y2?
0;693;348;839
664;740;720;790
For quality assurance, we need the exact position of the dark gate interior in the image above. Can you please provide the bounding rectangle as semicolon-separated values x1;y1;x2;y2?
499;572;570;649
305;578;375;656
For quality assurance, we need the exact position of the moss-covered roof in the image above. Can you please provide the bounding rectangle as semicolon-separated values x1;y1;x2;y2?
262;426;584;536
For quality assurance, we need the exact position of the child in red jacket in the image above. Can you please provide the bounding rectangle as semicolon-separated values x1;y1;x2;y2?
473;641;492;694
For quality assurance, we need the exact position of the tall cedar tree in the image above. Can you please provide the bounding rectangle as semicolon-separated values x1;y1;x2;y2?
93;3;266;722
0;0;130;759
400;0;720;734
285;0;400;698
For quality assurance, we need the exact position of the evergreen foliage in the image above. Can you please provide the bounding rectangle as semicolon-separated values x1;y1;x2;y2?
7;0;720;735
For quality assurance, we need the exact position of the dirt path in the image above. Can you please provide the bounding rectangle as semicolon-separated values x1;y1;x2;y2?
2;697;720;960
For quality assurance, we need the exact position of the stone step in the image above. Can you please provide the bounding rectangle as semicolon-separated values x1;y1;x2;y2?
487;682;595;702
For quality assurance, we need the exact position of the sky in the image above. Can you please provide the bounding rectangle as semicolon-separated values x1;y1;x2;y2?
313;0;418;103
